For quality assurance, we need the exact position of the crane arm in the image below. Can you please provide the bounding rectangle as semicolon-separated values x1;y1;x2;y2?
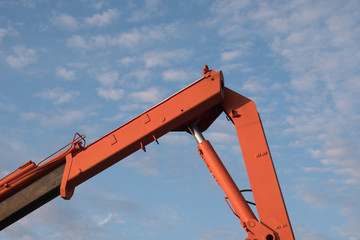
59;68;225;200
0;66;294;239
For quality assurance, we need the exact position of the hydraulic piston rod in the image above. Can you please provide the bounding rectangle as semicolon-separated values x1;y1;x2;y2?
188;123;276;239
188;123;257;223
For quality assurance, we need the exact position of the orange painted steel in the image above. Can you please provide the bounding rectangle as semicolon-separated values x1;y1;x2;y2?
222;87;295;240
0;161;37;190
60;69;225;199
0;134;84;202
0;66;294;239
189;122;277;240
198;141;255;218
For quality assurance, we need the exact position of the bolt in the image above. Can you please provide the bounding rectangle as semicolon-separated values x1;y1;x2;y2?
248;221;256;228
161;117;166;122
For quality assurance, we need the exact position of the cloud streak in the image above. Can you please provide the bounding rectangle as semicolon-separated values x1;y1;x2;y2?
6;46;37;68
56;66;76;80
21;108;91;127
35;87;80;105
50;13;79;31
50;9;119;31
84;8;119;27
129;87;165;104
66;23;179;50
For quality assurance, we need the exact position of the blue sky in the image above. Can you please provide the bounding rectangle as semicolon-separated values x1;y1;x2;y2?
0;0;359;239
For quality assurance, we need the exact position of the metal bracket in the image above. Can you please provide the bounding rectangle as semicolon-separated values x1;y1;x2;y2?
60;153;75;200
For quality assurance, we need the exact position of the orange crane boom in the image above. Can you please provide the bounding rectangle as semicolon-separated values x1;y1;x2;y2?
0;66;294;239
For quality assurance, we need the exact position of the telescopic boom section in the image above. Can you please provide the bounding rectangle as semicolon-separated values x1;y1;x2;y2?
0;66;294;240
0;68;225;229
59;69;225;200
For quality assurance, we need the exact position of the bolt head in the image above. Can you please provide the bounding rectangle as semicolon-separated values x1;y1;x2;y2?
248;221;256;228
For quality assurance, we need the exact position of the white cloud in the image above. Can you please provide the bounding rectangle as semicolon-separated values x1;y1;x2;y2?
310;149;322;158
161;134;191;146
96;71;119;86
95;212;124;227
221;50;241;62
91;34;108;46
84;8;119;27
241;77;269;93
290;4;325;26
95;71;123;100
220;62;253;73
0;28;7;41
21;109;87;127
112;23;178;48
327;14;357;46
20;0;36;8
333;168;360;179
90;1;104;10
2;218;38;240
198;230;241;240
66;23;179;50
266;18;288;33
302;167;331;173
111;29;142;47
209;0;251;40
0;27;17;42
206;132;237;143
141;205;182;229
295;225;329;240
66;35;90;50
249;2;276;21
125;156;160;176
56;66;76;80
65;34;107;50
162;69;197;82
295;184;329;209
127;69;152;87
102;112;124;122
116;51;193;78
6;46;38;68
119;56;136;65
129;87;164;104
50;13;79;31
128;0;163;22
290;73;318;91
50;9;118;31
55;110;85;125
66;34;112;50
0;101;16;111
35;87;80;105
97;88;124;101
213;0;250;16
143;49;192;68
335;207;360;239
5;200;109;240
